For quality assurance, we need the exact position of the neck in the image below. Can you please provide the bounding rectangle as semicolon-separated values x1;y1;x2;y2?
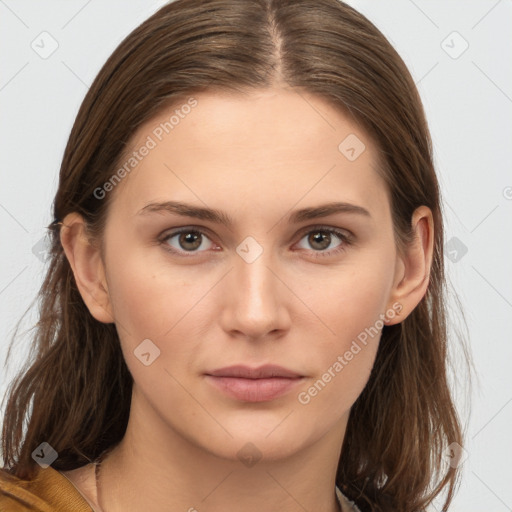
98;387;347;512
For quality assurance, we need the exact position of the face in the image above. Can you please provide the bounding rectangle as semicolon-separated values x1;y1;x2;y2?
91;87;404;462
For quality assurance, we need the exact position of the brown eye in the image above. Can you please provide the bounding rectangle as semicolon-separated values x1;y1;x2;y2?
296;228;347;255
308;231;333;251
177;231;202;251
163;229;215;254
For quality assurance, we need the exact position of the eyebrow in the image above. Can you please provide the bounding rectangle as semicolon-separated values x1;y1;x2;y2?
137;200;371;227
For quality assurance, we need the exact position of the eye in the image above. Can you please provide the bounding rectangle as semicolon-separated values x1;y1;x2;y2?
295;227;351;258
161;228;217;256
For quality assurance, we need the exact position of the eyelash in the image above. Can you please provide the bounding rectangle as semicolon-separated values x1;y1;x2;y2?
158;225;353;259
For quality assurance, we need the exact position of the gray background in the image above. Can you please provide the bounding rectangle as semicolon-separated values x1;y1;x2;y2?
1;1;511;510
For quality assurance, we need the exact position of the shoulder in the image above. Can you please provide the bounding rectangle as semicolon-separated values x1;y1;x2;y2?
0;465;93;512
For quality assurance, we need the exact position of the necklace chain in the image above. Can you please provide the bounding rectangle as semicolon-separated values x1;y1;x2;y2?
94;447;113;512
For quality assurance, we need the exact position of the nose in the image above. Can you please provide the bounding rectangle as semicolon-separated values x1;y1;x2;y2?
219;246;291;341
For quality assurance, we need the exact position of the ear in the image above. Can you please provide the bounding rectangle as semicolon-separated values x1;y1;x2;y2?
385;206;434;325
60;212;114;323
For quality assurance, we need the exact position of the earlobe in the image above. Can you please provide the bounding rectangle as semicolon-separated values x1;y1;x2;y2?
385;206;434;325
60;212;114;324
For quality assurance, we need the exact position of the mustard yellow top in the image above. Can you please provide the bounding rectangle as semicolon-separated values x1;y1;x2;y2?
0;465;93;512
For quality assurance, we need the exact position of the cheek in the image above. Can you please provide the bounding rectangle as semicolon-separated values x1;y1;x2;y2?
297;292;382;417
103;248;200;374
302;250;394;343
105;244;205;336
295;255;394;409
104;254;206;397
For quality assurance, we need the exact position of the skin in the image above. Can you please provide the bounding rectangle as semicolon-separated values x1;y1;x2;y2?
60;86;433;512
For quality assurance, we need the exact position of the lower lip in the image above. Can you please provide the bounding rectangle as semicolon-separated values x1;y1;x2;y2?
205;375;303;402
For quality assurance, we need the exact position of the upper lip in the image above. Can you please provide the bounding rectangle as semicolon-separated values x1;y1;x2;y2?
206;364;303;379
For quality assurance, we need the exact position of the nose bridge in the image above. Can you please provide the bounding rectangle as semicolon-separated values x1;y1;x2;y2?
222;236;289;337
235;240;279;309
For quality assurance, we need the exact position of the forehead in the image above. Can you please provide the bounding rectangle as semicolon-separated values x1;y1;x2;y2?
108;87;389;220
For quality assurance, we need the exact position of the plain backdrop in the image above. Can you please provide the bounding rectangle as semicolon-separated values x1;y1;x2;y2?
1;1;511;510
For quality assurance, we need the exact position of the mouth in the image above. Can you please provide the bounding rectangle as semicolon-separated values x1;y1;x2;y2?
204;364;305;402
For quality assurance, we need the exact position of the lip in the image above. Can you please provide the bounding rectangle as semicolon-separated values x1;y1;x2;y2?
207;364;302;379
205;365;304;402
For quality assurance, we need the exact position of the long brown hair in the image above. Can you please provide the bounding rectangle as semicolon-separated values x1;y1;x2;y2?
1;1;464;510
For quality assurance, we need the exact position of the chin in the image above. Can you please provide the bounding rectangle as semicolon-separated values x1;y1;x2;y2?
192;417;320;465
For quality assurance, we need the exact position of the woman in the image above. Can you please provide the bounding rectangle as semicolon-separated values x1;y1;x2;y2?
0;0;464;510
